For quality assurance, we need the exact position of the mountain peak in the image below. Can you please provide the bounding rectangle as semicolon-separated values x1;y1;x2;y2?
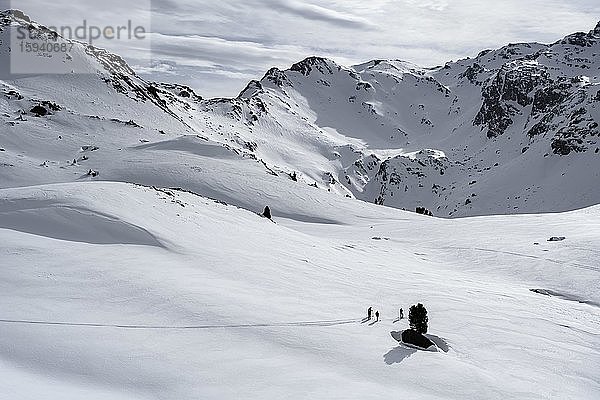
0;9;136;77
261;67;292;87
289;56;341;76
593;20;600;36
0;9;31;23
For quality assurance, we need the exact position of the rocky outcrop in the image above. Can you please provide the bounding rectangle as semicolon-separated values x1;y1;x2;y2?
290;56;339;76
30;105;48;116
475;62;551;138
459;63;486;85
262;68;292;87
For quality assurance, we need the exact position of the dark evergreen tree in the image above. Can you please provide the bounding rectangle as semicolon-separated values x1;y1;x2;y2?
263;206;272;219
416;207;434;216
409;303;428;334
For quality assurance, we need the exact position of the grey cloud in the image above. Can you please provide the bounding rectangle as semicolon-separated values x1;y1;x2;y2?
5;0;600;98
269;0;375;29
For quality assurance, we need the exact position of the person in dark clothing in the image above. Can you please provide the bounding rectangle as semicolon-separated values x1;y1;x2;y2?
399;308;404;320
375;311;380;322
367;307;373;320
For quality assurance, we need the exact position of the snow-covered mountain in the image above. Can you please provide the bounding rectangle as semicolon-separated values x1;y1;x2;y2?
219;27;600;217
1;10;599;217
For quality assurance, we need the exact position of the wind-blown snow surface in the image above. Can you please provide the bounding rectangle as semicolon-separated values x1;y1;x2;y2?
0;182;599;399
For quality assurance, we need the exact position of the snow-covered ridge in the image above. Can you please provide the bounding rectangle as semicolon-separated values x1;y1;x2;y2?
0;10;599;217
0;9;134;76
206;21;600;217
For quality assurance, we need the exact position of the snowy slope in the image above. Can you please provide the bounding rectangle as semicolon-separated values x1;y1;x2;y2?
0;182;598;399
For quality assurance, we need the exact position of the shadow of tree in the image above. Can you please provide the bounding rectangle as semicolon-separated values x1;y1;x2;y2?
383;345;417;365
425;333;450;353
391;330;451;353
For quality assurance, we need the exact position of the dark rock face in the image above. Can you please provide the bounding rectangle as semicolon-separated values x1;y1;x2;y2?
30;105;48;116
459;63;485;85
29;100;61;117
290;56;338;76
238;80;263;98
151;83;203;103
527;83;598;156
551;106;597;155
531;81;573;115
561;32;594;47
401;329;434;349
498;43;534;60
594;21;600;36
468;30;599;158
5;90;23;100
559;26;600;48
10;10;32;22
551;137;579;155
262;68;292;87
475;62;550;138
416;207;433;216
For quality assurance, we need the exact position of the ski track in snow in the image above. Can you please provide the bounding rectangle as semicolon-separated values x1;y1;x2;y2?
0;318;362;330
441;246;599;272
0;182;598;399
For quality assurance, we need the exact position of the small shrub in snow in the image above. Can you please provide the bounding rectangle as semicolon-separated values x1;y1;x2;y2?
416;207;433;216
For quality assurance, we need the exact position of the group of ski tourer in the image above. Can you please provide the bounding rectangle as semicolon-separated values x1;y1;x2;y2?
366;307;404;323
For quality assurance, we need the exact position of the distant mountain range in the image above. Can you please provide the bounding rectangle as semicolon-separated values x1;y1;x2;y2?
1;9;599;217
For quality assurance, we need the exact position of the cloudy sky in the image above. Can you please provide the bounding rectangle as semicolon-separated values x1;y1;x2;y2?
6;0;600;97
